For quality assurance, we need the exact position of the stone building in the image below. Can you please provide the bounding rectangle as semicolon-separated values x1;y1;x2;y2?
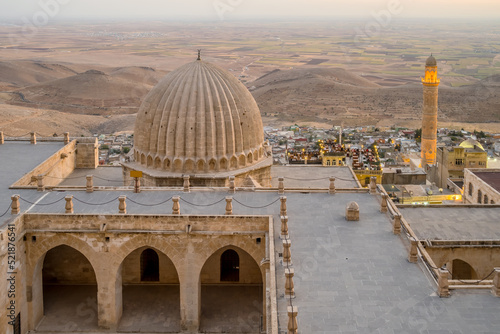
463;168;500;204
435;138;488;188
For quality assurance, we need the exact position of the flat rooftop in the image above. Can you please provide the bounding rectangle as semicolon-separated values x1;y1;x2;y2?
473;171;500;193
0;141;64;226
399;206;500;241
6;189;500;333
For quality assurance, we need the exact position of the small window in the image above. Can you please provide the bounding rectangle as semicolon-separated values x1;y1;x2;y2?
468;183;473;196
455;159;463;166
478;190;482;204
484;195;488;204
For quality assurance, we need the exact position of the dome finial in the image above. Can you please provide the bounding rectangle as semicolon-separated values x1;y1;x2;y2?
197;49;201;61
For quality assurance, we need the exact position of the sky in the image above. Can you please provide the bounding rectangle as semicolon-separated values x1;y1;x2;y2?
1;0;499;22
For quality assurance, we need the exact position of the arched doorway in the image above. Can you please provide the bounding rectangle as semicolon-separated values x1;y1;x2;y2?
451;259;478;280
37;245;98;331
118;246;180;332
200;246;263;333
140;248;160;281
220;249;239;282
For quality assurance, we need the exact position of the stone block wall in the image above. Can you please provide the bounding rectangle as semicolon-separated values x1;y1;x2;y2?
76;138;99;169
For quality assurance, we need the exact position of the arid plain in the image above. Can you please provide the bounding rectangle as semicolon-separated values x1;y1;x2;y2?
0;20;499;136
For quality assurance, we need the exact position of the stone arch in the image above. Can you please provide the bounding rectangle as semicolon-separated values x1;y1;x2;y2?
154;157;162;169
484;194;489;204
147;155;153;167
29;239;100;331
247;152;253;164
468;183;473;196
220;157;228;171
199;245;263;333
117;243;181;332
141;153;146;165
478;190;482;204
173;159;183;172
259;147;264;158
253;149;259;161
184;159;195;173
451;259;478;280
238;154;246;167
197;159;206;172
208;159;216;171
230;156;238;169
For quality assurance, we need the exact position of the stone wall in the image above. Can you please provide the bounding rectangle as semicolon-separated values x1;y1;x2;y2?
426;246;500;279
75;138;99;169
200;245;263;284
12;140;77;187
13;213;271;333
463;168;500;204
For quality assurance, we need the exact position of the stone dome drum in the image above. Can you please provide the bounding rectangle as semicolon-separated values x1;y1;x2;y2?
134;59;265;174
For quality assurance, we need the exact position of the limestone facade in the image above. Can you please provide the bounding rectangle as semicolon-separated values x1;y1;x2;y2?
463;168;500;204
0;213;272;333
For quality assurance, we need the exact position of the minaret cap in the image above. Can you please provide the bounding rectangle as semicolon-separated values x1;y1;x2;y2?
426;54;437;67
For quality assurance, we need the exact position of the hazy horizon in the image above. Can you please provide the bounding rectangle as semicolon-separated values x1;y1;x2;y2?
1;0;499;23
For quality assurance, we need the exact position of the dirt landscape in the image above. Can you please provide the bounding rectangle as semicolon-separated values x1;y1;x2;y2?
0;20;499;135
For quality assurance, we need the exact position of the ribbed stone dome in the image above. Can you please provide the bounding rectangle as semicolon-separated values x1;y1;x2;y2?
134;59;265;173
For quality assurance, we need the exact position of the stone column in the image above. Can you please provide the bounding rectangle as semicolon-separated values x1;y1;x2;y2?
63;132;70;145
285;268;295;297
65;195;74;214
225;197;233;215
31;132;37;144
179;263;200;332
37;175;44;192
86;175;94;193
380;194;388;213
280;196;287;216
278;177;285;194
329;177;336;194
118;196;126;214
282;239;292;265
183;175;190;193
172;196;180;215
280;216;289;239
229;176;235;193
11;195;20;214
408;237;418;263
491;268;500;297
97;268;123;329
0;131;4;144
393;214;401;235
370;176;377;194
287;306;298;334
438;268;450;297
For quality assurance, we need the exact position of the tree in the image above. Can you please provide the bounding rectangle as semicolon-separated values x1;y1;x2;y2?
123;147;131;154
415;128;422;143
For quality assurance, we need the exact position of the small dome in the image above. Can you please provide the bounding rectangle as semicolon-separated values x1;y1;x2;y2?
459;138;484;151
133;59;265;173
426;55;437;67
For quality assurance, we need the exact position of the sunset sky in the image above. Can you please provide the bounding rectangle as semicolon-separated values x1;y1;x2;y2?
1;0;499;21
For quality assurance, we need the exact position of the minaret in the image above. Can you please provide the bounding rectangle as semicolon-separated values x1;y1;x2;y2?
420;55;440;167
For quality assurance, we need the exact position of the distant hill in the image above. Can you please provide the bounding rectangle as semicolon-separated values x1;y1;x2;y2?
251;67;500;126
0;60;78;88
9;70;152;115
